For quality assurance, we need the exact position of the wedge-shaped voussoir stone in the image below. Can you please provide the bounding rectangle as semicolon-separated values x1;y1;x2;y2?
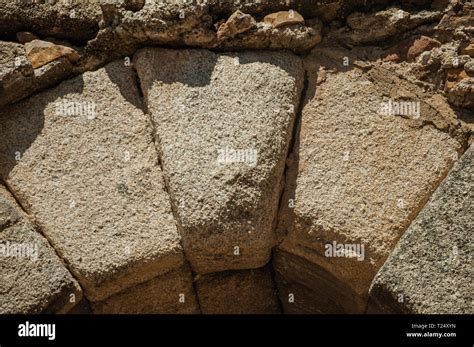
369;146;473;314
276;48;463;312
0;61;184;302
0;185;82;314
135;48;304;274
91;265;200;314
195;266;281;314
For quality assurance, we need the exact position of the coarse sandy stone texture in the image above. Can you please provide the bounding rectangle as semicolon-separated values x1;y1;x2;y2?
91;265;200;314
0;40;75;107
0;60;187;302
195;267;281;314
82;0;323;75
215;20;322;53
0;41;34;106
368;146;473;314
330;7;443;45
0;0;101;42
208;0;422;22
275;47;463;313
0;41;33;87
135;48;304;274
216;10;257;41
0;185;82;314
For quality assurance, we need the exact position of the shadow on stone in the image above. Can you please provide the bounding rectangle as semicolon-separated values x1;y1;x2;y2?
0;75;85;180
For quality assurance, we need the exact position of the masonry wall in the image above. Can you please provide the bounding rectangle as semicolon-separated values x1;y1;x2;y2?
0;0;472;314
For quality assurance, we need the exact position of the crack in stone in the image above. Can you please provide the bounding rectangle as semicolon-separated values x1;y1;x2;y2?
1;0;471;313
270;67;310;311
130;61;204;314
0;177;87;313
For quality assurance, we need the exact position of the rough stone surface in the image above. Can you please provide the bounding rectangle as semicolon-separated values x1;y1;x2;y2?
0;0;421;50
193;0;436;22
384;35;441;62
209;0;341;21
275;46;464;312
25;39;80;69
461;43;474;57
0;60;185;302
217;10;257;41
0;40;74;107
436;3;474;43
447;77;474;109
406;36;442;61
0;0;101;42
81;1;322;72
1;1;324;107
369;146;473;314
135;48;304;274
0;0;470;315
216;20;322;52
91;266;199;314
464;59;474;74
0;185;82;314
331;8;443;45
195;267;281;314
0;41;33;79
264;11;305;28
0;0;455;109
0;41;34;105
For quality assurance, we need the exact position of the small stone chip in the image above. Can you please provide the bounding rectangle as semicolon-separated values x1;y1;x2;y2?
217;10;256;41
264;10;305;28
25;39;80;69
